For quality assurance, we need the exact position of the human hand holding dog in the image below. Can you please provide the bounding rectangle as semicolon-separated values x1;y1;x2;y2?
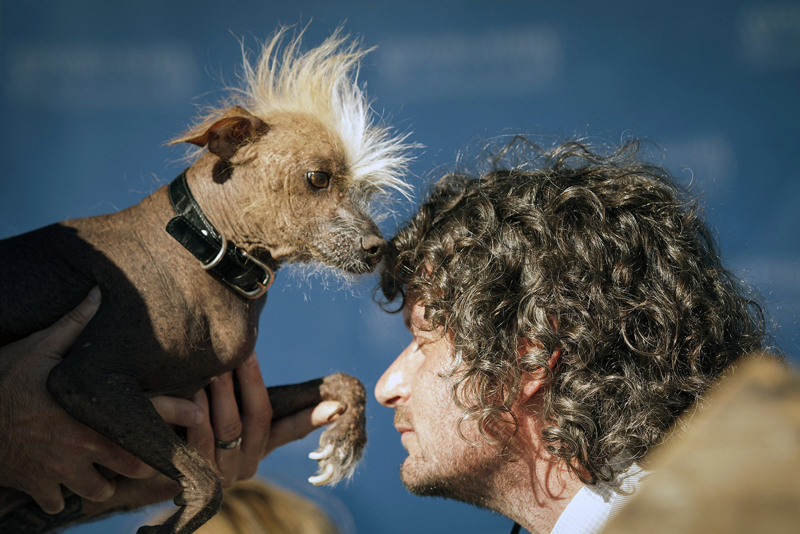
0;287;209;514
189;352;345;488
0;287;341;521
84;354;344;517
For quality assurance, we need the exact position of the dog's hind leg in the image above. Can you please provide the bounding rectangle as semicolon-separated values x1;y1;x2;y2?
47;359;221;534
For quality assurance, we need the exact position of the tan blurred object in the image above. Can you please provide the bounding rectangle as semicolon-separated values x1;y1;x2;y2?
603;354;800;534
149;478;340;534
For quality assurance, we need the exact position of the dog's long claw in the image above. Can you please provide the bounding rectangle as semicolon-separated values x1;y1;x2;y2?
308;463;335;486
308;443;334;460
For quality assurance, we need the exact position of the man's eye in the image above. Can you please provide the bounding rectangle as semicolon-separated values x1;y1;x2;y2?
306;171;330;189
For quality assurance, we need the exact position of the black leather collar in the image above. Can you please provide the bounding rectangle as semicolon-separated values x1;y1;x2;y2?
165;170;274;299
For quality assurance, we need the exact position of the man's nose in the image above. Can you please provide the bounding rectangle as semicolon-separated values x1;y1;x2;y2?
375;343;416;407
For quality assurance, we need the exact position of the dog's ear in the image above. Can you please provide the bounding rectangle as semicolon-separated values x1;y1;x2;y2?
170;106;268;161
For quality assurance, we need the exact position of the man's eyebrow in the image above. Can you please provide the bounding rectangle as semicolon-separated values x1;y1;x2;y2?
405;303;436;336
403;309;413;332
409;317;438;339
406;317;425;337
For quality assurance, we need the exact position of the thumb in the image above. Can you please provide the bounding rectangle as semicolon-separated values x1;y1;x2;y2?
265;401;345;454
39;286;102;357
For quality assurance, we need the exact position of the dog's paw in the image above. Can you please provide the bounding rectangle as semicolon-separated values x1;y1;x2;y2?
307;373;367;486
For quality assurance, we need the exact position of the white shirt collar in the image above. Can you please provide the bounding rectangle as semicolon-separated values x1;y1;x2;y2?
549;464;650;534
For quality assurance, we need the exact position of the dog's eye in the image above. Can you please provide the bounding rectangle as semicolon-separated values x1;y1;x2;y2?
306;171;330;189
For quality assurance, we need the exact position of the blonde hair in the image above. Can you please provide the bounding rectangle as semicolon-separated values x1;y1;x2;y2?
149;478;340;534
191;25;413;201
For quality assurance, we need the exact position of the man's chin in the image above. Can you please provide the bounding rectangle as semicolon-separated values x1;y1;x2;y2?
399;462;493;509
401;465;452;498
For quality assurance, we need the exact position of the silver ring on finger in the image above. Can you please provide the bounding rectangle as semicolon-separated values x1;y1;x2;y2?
215;435;242;450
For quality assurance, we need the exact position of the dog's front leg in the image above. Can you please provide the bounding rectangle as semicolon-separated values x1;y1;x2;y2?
268;373;367;486
46;357;220;534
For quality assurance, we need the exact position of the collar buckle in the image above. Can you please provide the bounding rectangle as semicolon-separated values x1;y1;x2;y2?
166;170;276;300
231;249;274;299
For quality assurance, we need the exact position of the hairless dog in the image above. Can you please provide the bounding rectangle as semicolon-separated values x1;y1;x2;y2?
0;26;412;534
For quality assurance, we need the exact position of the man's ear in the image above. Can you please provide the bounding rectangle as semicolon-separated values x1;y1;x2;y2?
518;338;561;401
170;106;268;161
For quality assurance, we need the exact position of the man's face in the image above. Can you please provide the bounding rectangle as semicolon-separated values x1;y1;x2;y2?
375;300;506;507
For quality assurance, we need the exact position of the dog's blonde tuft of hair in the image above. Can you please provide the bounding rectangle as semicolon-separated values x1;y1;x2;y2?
224;25;413;200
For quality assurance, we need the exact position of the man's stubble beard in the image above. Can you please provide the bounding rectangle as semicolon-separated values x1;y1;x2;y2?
396;407;507;510
399;455;506;510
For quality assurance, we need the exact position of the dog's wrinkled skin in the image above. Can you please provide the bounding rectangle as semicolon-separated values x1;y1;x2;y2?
0;25;413;532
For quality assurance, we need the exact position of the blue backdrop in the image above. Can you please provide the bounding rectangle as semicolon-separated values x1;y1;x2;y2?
1;1;798;533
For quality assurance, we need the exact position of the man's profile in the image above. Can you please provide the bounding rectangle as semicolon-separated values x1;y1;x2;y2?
375;138;769;533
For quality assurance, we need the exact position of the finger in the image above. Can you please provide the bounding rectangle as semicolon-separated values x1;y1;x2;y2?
91;440;157;480
61;467;116;503
310;401;346;427
186;389;216;470
209;372;242;486
265;401;344;454
39;286;101;356
236;353;271;477
54;422;156;481
80;474;180;519
151;395;205;428
28;486;66;515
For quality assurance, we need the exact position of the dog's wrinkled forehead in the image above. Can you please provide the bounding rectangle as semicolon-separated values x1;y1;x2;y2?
250;112;349;183
224;109;387;276
234;111;367;230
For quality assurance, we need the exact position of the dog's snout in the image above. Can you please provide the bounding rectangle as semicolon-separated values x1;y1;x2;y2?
361;235;388;264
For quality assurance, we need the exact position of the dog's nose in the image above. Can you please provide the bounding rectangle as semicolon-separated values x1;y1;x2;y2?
361;235;388;264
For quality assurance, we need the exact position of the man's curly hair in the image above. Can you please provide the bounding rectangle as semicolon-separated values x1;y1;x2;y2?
379;138;766;485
